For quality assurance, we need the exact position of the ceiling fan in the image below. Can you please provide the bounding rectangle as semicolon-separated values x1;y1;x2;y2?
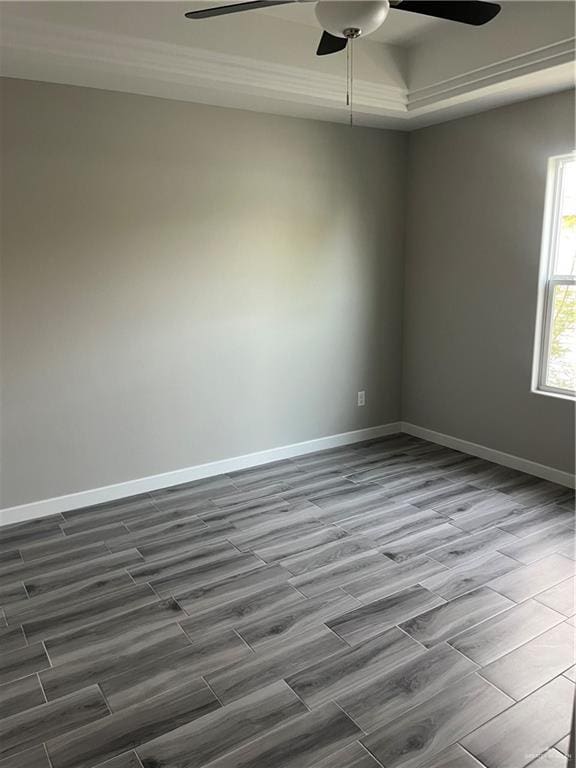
184;1;502;56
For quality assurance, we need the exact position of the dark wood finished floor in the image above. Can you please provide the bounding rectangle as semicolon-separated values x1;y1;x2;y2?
1;434;574;768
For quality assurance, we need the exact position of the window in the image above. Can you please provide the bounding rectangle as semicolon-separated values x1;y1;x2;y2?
533;153;576;398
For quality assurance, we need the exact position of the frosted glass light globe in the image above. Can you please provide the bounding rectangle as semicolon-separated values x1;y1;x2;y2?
315;1;390;38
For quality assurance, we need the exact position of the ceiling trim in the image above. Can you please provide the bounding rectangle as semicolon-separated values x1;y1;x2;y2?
408;36;575;110
0;16;408;119
1;15;573;129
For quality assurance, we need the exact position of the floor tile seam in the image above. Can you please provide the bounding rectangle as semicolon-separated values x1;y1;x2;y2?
477;664;576;705
457;673;573;760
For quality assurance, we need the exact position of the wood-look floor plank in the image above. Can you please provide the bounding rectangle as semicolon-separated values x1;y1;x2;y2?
0;642;50;686
0;624;26;652
278;535;377;575
307;487;397;523
0;674;45;719
327;585;444;646
498;504;575;538
461;676;574;768
255;527;353;566
410;484;486;511
44;598;185;667
431;488;521;519
4;570;135;626
525;750;569;768
499;523;574;565
202;702;361;768
0;744;51;768
451;463;524;489
379;523;468;563
102;629;252;710
174;564;292;613
285;626;423;709
420;745;485;767
136;681;307;768
135;524;235;560
0;581;28;608
40;622;191;701
311;742;382;768
180;583;304;640
21;583;159;643
426;527;517;567
20;524;130;561
61;495;158;527
212;483;291;510
93;752;143;768
342;556;447;604
399;587;513;648
228;512;325;552
125;502;216;530
238;589;358;649
420;552;521;600
200;498;301;530
207;626;345;705
534;576;575;616
46;680;220;768
338;643;478;731
0;550;23;566
127;541;237;584
149;552;265;598
361;673;513;768
377;476;460;505
0;516;65;551
23;548;143;597
0;544;109;589
227;460;305;489
479;622;575;700
105;515;208;553
338;504;442;541
444;500;531;533
448;599;566;666
487;554;574;602
496;477;573;508
0;684;109;759
289;552;394;598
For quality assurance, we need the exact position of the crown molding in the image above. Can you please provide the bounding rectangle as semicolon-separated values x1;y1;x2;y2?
1;15;573;129
0;16;408;125
408;37;575;111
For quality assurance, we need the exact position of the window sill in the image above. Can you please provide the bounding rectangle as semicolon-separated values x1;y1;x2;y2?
531;387;576;402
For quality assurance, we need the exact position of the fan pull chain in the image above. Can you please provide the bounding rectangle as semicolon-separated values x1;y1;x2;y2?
346;38;354;127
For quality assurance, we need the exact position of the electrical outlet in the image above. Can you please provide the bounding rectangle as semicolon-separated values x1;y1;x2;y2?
357;390;366;407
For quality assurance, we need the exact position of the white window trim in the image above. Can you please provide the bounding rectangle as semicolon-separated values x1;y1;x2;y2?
532;153;576;400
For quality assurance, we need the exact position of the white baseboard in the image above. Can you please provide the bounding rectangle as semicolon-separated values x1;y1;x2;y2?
2;419;573;527
0;422;402;526
401;422;575;489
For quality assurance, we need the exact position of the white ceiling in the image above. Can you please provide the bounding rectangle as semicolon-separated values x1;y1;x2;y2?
0;1;574;129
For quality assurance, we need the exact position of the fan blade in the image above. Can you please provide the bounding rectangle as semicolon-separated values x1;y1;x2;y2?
185;0;295;20
392;1;501;25
316;31;348;56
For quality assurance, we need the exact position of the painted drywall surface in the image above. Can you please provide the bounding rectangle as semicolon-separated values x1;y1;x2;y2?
402;90;575;474
0;78;407;507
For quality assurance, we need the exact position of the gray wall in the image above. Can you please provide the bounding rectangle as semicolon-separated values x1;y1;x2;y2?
403;90;575;474
0;78;407;508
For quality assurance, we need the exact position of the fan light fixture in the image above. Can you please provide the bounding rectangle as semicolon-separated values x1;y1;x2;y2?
314;1;389;39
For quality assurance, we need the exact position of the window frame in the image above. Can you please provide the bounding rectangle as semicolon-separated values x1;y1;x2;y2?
532;152;576;400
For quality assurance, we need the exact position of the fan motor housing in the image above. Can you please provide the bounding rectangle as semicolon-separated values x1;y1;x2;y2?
315;0;390;39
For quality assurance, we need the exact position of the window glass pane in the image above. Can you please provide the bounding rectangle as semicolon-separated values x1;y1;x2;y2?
546;283;576;392
555;159;576;276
